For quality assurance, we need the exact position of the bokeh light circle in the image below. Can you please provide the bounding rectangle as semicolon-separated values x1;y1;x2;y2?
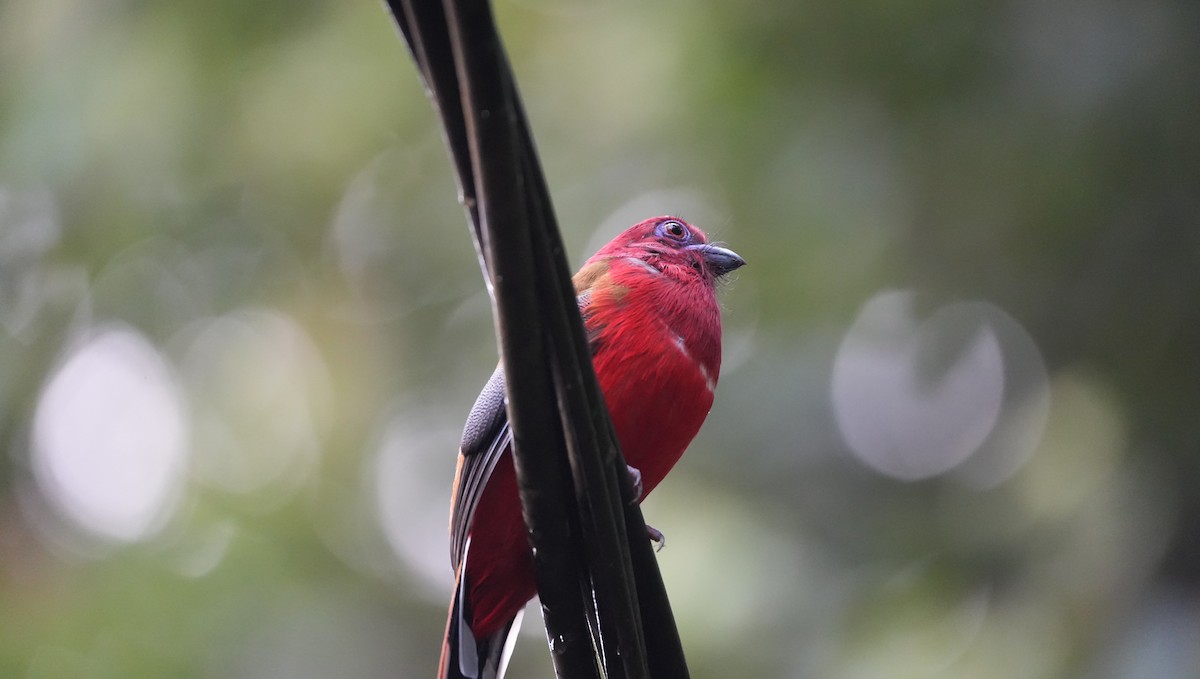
32;325;188;543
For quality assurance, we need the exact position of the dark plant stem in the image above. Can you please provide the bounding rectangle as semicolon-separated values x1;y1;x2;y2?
385;1;690;676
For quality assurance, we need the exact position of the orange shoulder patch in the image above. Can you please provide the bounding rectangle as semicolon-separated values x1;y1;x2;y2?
572;259;610;293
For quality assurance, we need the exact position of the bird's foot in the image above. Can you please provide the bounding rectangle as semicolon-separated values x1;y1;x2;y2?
623;465;664;549
646;523;666;551
625;464;643;504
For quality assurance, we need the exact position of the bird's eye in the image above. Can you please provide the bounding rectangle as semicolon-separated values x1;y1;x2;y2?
659;220;688;241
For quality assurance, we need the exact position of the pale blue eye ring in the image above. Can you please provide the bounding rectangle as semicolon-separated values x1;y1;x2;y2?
657;220;689;241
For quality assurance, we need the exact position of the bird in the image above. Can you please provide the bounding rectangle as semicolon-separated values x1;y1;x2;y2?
439;216;745;679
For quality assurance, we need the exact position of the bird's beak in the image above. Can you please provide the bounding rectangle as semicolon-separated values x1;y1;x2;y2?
689;244;746;278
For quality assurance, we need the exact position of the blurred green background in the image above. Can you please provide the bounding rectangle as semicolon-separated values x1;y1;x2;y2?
2;0;1199;677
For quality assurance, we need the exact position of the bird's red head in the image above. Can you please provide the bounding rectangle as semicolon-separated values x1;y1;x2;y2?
587;216;746;285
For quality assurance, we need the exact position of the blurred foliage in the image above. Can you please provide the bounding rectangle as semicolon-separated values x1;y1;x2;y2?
2;0;1199;677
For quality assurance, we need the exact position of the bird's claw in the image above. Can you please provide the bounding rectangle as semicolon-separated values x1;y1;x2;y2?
625;464;643;505
623;465;663;549
646;524;666;551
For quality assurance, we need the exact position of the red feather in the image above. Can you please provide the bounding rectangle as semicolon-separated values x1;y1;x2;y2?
439;216;743;678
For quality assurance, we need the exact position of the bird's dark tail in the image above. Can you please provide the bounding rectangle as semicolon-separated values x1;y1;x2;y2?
438;567;523;679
